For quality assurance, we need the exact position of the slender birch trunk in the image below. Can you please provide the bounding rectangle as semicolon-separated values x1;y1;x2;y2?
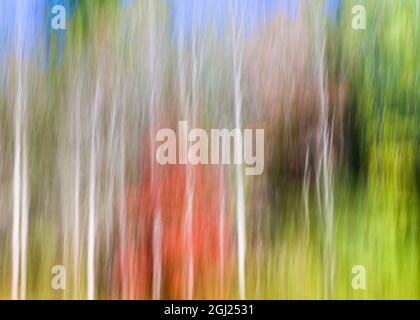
231;0;246;300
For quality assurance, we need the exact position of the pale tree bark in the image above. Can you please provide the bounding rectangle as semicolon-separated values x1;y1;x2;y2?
87;77;101;300
230;0;246;300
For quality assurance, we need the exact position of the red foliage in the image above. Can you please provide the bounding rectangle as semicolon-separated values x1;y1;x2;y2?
115;134;232;299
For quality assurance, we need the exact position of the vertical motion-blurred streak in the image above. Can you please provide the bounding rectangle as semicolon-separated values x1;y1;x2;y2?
230;0;246;300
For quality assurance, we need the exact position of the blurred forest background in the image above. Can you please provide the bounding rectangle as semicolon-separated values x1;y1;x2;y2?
0;0;419;299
